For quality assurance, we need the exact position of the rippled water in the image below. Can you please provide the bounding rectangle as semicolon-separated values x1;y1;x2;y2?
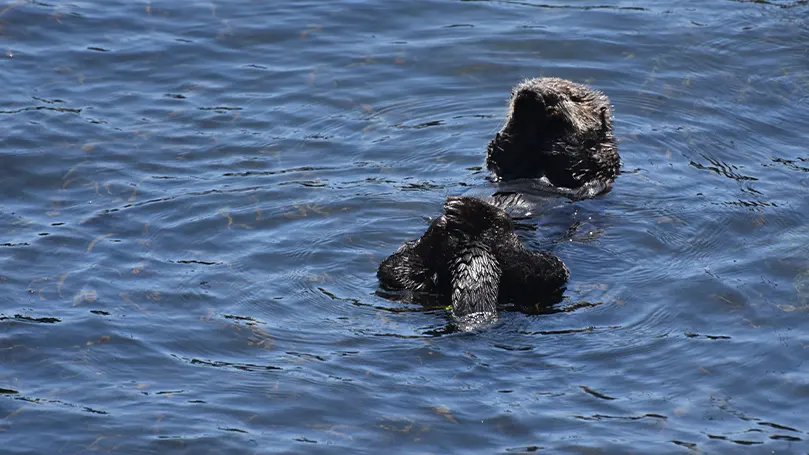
2;0;809;453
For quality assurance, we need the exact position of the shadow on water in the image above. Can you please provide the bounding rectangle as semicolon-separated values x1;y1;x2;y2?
371;283;607;336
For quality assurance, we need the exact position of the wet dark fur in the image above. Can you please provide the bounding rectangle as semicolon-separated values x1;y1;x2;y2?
377;196;569;319
486;77;620;198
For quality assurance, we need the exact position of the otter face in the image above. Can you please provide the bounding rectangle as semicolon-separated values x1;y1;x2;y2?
485;77;619;192
506;78;612;138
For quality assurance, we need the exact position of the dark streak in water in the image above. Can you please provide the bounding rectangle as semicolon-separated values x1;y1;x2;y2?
758;421;799;432
327;287;423;314
177;355;282;372
730;0;808;8
684;332;732;340
319;287;340;300
294;437;318;443
769;434;801;441
1;242;30;247
398;181;445;191
367;332;428;339
199;106;243;111
219;427;248;434
337;176;398;187
558;300;606;313
83;407;109;415
771;157;809;172
493;344;533;351
170;259;223;265
32;97;64;104
716;200;777;209
504;445;544;452
393;120;444;129
689;154;758;181
0;314;61;324
14;395;108;415
729;439;763;445
223;165;334;177
0;388;19;395
286;351;327;362
278;180;328;188
671;440;697;450
452;113;495;119
574;413;667;421
740;185;762;195
705;433;766;445
460;0;648;11
103;186;264;214
580;386;616;401
223;314;265;325
0;106;82;114
87;46;109;52
359;288;453;315
519;325;621;336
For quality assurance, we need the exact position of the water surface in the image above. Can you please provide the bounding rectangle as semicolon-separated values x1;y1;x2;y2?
2;0;809;453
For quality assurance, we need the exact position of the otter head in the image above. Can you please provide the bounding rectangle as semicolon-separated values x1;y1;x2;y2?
486;77;616;187
506;77;613;137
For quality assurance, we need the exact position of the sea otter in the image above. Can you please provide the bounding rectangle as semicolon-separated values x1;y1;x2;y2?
485;77;620;200
377;196;569;324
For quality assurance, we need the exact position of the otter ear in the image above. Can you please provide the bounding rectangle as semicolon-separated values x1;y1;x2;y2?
449;245;501;319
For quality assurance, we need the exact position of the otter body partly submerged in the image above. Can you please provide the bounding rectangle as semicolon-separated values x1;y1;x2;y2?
486;77;620;199
377;196;569;323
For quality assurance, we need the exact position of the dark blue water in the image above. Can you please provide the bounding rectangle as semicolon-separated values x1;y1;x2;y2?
2;0;809;453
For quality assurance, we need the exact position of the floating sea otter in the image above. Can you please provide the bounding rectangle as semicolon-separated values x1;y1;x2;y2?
486;77;620;200
377;196;569;327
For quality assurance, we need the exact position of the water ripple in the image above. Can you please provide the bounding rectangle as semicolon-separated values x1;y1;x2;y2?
2;0;809;453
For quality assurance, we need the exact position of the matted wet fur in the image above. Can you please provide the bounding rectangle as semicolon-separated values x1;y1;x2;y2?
486;77;620;198
377;196;569;322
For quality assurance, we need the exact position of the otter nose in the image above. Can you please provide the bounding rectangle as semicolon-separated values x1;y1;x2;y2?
512;89;552;118
514;88;544;105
